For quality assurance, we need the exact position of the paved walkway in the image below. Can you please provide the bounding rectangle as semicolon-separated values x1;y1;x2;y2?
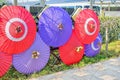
30;57;120;80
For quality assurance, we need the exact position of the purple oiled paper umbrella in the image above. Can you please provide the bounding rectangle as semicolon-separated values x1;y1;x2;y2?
38;6;72;47
85;33;102;57
13;33;50;74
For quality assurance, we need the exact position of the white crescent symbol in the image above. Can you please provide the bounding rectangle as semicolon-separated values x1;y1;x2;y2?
5;18;28;42
84;18;97;35
91;36;101;51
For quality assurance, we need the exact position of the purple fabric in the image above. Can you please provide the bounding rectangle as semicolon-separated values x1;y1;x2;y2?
38;6;72;47
13;33;50;74
85;33;102;57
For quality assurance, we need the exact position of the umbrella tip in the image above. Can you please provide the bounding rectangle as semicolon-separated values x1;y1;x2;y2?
76;46;83;52
32;51;40;59
58;23;63;30
90;24;95;29
16;26;22;33
97;42;102;47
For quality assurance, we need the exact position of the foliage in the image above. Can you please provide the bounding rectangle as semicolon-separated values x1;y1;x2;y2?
1;40;120;80
0;0;6;4
99;16;120;43
0;0;4;2
0;0;6;8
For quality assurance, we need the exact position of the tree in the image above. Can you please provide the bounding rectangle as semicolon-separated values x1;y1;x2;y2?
100;16;120;51
0;0;5;3
0;0;6;7
13;0;17;5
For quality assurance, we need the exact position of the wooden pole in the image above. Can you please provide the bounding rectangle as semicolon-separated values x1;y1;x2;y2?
105;26;108;51
90;0;93;9
40;0;45;7
108;3;110;11
105;2;111;52
100;0;103;15
13;0;17;5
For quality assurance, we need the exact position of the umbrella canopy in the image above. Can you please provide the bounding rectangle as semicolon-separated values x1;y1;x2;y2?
38;6;72;47
59;30;84;65
13;33;50;74
0;6;36;54
85;33;102;57
74;9;100;44
0;53;12;77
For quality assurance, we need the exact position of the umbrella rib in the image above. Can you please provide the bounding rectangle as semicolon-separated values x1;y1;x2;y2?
1;16;21;28
52;8;64;27
43;14;58;33
51;8;59;26
0;39;9;52
0;11;9;22
19;7;24;20
55;9;64;23
23;12;32;23
0;6;29;29
43;13;58;25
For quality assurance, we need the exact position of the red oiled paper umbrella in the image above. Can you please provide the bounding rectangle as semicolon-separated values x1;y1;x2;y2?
0;53;12;77
59;30;84;65
0;6;36;54
74;9;100;44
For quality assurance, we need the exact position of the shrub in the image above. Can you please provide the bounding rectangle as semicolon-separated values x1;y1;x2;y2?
99;16;120;43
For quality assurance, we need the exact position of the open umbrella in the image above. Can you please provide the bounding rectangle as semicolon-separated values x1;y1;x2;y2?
0;53;12;77
38;6;72;47
85;33;102;57
74;9;100;44
13;33;50;74
59;30;84;65
0;6;36;54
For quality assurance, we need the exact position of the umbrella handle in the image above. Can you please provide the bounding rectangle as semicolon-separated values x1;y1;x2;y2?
25;59;32;67
76;46;83;52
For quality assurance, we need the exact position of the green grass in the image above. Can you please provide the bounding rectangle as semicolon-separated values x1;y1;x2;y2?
1;40;120;80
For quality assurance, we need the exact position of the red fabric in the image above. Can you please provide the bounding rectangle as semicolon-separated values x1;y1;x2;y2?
59;30;84;65
0;53;12;77
0;6;36;54
74;9;100;44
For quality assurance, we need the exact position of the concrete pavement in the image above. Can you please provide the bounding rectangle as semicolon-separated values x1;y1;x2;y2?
30;57;120;80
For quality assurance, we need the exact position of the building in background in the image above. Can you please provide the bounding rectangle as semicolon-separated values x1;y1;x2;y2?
46;0;120;17
1;0;120;16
